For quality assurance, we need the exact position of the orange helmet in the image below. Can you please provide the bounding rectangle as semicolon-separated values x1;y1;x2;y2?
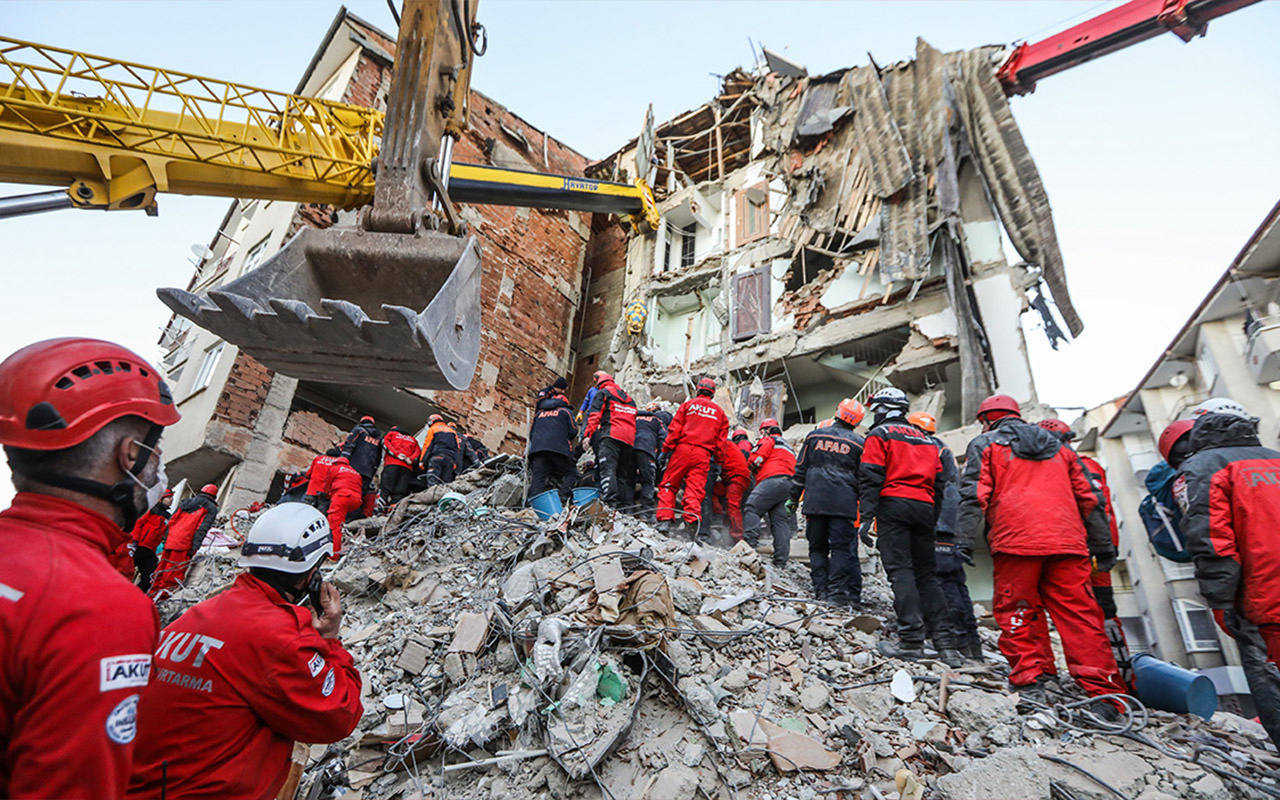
836;399;865;428
906;411;937;434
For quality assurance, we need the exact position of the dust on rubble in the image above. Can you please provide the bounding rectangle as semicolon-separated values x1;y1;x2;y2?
165;460;1277;800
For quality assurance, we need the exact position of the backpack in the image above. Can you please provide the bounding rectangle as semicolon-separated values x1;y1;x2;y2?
1139;462;1193;563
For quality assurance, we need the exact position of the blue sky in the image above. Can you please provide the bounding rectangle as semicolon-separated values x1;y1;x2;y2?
2;0;1278;427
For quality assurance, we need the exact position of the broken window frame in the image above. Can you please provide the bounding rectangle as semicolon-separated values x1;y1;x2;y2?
735;181;769;247
731;266;771;342
679;225;697;269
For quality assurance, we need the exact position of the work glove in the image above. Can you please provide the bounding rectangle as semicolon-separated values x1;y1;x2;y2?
1213;608;1243;639
957;542;974;566
785;497;798;513
858;520;876;548
1093;552;1118;573
934;538;961;573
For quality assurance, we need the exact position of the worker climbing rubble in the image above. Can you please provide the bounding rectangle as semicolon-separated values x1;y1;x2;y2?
419;414;462;488
908;411;981;660
0;337;178;799
304;447;341;510
632;401;666;515
742;417;797;567
858;388;962;667
131;488;174;592
1175;397;1280;747
380;425;421;505
340;415;383;516
128;503;362;798
1040;417;1134;686
790;399;866;608
526;379;579;503
957;394;1126;707
148;483;219;600
657;377;729;536
583;371;637;507
324;455;364;556
714;432;751;542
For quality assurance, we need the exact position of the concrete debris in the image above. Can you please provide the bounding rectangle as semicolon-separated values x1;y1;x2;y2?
161;466;1275;800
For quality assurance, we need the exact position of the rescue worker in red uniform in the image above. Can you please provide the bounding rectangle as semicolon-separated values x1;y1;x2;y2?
527;381;579;503
1174;397;1280;747
859;389;961;666
380;426;421;504
149;484;219;600
324;456;364;555
909;412;981;660
128;503;362;799
418;414;462;487
0;337;178;799
956;394;1125;705
731;428;752;460
790;399;865;608
304;447;341;510
716;435;751;542
1040;418;1134;687
743;418;797;567
584;371;638;507
657;378;729;534
132;489;174;592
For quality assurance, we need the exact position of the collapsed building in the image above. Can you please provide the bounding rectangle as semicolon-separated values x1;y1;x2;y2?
157;14;1075;512
575;43;1076;431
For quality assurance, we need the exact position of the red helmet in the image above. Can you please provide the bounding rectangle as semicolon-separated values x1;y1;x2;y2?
697;377;716;394
977;394;1020;421
0;337;179;451
200;484;218;496
1037;418;1074;439
1158;419;1195;462
731;428;749;441
836;399;866;428
760;417;781;432
906;411;936;433
593;370;613;386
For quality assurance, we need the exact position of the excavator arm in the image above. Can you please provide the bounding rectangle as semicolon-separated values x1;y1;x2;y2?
998;0;1261;95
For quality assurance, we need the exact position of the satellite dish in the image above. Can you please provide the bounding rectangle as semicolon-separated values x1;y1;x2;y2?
191;243;214;260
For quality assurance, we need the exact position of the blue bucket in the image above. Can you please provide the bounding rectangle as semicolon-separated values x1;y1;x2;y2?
572;487;601;506
529;489;563;520
1132;653;1218;720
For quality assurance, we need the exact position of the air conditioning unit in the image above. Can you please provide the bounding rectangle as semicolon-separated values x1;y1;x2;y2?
1246;323;1280;383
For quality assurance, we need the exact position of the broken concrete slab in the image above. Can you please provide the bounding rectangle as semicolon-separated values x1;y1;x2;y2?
447;611;490;654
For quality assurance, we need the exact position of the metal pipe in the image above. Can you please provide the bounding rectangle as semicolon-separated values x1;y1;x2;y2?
0;189;73;219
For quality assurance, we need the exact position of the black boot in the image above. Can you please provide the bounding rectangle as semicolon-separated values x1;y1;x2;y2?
963;642;984;659
1015;675;1051;709
877;640;925;660
939;649;966;669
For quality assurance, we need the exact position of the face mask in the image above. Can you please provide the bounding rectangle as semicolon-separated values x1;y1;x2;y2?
129;441;169;510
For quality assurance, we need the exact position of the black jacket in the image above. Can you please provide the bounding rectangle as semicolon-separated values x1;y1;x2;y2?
634;410;666;459
791;421;864;518
341;421;384;478
461;435;491;469
529;395;577;457
931;435;960;535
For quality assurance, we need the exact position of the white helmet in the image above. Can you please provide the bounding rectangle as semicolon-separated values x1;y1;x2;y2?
868;387;909;413
1192;397;1253;421
238;503;333;573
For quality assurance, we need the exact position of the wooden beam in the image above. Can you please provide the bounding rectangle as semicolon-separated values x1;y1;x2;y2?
714;105;725;181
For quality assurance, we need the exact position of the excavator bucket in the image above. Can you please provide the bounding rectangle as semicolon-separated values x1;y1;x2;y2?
157;227;481;388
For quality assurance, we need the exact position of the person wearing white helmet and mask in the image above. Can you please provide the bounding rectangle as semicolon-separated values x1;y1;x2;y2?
1174;397;1280;748
128;503;362;799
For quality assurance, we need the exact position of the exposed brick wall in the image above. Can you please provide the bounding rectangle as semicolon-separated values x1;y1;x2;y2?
571;219;629;402
283;410;342;453
213;351;273;430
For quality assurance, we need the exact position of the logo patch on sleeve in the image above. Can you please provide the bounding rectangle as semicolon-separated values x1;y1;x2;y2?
322;669;336;697
308;652;325;677
105;694;139;744
100;655;152;692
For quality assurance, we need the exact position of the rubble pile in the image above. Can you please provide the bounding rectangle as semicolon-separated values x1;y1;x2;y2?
165;462;1279;800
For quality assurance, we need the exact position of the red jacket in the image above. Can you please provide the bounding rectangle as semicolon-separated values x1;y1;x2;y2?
858;420;944;518
585;379;637;446
149;495;217;597
1080;454;1120;588
305;454;339;496
663;395;729;453
128;574;362;799
0;493;160;799
750;435;796;481
383;430;421;469
1176;414;1280;623
717;437;750;483
325;457;364;498
133;507;170;552
956;417;1110;558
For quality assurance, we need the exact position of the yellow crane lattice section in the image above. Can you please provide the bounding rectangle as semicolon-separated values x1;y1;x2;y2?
0;36;382;210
